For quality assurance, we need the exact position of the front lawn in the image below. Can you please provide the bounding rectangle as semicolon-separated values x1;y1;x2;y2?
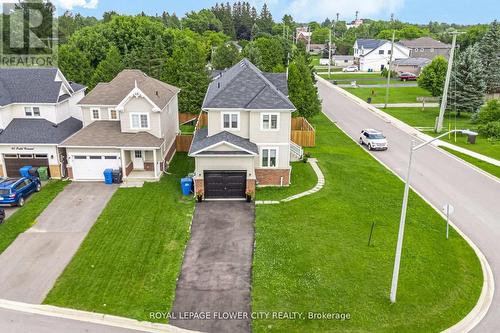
344;86;432;103
252;113;482;332
0;180;68;254
441;146;500;179
256;161;317;201
44;154;195;322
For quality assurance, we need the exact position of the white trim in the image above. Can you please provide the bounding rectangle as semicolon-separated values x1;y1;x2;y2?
108;108;119;121
195;154;255;158
60;145;162;149
204;107;295;112
24;106;41;117
116;86;162;112
189;140;257;156
260;112;280;131
254;142;290;146
260;146;279;168
221;111;240;131
129;113;150;130
90;108;100;121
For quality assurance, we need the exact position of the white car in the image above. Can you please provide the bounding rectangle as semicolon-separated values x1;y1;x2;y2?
342;66;358;72
359;129;388;151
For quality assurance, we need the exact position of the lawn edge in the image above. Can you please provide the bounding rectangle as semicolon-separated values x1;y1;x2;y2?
317;85;493;332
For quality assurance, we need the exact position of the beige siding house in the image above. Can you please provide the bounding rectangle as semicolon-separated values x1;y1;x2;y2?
60;69;180;182
189;59;302;199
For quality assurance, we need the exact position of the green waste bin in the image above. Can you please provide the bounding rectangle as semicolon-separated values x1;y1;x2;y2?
37;166;49;180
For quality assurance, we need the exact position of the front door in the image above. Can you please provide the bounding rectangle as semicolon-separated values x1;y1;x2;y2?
132;150;144;170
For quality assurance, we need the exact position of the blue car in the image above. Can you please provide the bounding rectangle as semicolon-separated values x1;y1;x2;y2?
0;177;41;207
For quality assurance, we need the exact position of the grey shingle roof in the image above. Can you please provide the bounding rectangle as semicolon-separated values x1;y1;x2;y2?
0;68;84;106
393;57;431;67
203;58;295;110
188;127;258;155
399;37;452;49
0;117;82;144
356;39;387;50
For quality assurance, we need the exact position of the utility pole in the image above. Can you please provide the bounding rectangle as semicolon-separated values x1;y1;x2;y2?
328;26;332;78
384;30;396;108
436;31;461;132
307;25;311;53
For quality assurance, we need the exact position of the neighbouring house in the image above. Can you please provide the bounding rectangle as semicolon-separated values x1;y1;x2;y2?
296;26;311;44
399;37;452;60
346;18;364;29
309;43;326;54
188;58;302;199
0;68;85;178
332;55;355;67
353;39;410;72
392;57;431;75
60;69;180;182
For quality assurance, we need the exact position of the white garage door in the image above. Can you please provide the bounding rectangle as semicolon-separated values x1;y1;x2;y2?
71;155;120;180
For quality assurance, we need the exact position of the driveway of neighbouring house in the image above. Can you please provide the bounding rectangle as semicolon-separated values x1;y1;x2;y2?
171;201;255;333
0;182;117;304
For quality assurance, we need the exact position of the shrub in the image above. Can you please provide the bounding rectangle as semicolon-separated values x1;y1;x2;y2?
476;99;500;124
380;68;398;78
478;120;500;140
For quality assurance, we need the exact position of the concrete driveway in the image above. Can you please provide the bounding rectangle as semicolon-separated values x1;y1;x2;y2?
0;182;117;303
170;202;255;333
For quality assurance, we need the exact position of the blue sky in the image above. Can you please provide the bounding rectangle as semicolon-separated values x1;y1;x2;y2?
57;0;499;25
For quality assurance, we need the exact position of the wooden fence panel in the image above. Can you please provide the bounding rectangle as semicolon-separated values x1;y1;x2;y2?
176;134;194;152
178;113;198;125
291;131;315;147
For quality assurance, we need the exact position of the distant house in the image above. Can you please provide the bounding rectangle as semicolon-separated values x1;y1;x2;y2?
309;43;326;54
353;39;410;72
346;18;364;29
392;58;431;75
296;27;311;44
332;55;355;67
399;37;452;60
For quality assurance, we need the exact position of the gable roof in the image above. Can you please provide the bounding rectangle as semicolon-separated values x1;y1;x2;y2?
0;117;82;144
0;68;85;107
399;37;452;49
78;69;180;109
188;127;258;156
355;39;387;50
393;57;431;67
203;58;295;110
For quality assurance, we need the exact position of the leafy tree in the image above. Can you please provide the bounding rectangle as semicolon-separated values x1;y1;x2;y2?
476;99;500;124
103;11;118;23
478;21;500;93
288;54;321;119
417;56;448;96
242;42;262;68
249;36;284;72
57;44;93;86
449;45;486;115
161;11;181;28
212;42;242;69
311;27;330;44
124;36;168;79
89;45;124;89
182;9;222;34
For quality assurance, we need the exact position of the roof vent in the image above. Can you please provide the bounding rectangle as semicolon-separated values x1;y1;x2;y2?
155;90;159;96
52;124;58;128
217;82;221;89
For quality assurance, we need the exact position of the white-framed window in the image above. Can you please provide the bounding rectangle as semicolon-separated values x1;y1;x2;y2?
261;147;278;168
91;108;100;120
261;113;279;131
130;113;150;129
378;49;384;54
108;108;119;120
221;112;239;130
24;106;40;117
4;154;18;159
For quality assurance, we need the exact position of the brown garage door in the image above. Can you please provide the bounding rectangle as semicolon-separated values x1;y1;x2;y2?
3;153;50;177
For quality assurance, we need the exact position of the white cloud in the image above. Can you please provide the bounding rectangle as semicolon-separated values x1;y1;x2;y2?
283;0;404;22
54;0;98;10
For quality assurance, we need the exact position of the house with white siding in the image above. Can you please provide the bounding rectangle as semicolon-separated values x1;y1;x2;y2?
353;39;410;72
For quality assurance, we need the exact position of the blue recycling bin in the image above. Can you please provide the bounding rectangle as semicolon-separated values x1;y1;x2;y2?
19;165;33;178
103;169;113;185
181;177;193;196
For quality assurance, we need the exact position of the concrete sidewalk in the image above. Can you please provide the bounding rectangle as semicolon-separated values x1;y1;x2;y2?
0;182;117;303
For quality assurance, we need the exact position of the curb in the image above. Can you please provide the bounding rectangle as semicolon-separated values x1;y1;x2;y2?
317;75;495;333
0;298;200;333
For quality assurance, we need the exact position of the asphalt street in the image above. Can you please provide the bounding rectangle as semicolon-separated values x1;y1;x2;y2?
317;79;500;332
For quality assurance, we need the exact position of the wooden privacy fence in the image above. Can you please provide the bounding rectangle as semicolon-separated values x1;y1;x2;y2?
176;134;193;152
176;112;208;152
291;117;315;147
178;113;198;125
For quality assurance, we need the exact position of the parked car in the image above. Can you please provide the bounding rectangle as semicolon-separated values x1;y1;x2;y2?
0;177;41;207
359;129;389;151
399;72;417;81
343;65;359;72
0;208;4;224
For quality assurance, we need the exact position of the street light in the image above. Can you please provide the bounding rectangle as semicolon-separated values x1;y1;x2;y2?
389;129;478;303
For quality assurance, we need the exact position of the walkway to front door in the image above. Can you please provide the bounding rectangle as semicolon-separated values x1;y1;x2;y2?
170;202;255;333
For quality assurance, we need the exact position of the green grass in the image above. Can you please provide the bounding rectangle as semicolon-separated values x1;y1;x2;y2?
344;86;432;104
44;154;195;322
437;135;500;161
0;180;68;254
180;123;195;134
318;73;399;85
320;73;382;80
256;161;317;201
440;147;500;179
252;113;482;332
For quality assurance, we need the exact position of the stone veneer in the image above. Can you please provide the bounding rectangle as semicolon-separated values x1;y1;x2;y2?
255;168;290;186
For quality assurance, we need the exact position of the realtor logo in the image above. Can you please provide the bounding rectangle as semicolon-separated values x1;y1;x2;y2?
1;0;57;66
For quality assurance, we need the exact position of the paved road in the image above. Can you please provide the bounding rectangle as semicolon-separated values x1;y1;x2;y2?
171;202;255;333
0;182;117;303
317;79;500;332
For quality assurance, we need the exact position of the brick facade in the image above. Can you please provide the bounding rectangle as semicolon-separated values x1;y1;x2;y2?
0;166;3;177
194;178;204;196
255;168;290;186
246;179;256;193
144;162;154;171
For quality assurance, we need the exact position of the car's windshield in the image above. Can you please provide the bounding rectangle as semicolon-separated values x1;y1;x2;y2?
0;189;10;195
368;133;384;139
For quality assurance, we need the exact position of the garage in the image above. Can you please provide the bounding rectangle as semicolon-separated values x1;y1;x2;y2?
71;154;120;180
3;153;50;177
204;171;246;199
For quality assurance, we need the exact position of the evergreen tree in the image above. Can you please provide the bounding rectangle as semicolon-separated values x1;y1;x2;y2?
124;36;167;80
212;42;242;69
288;54;321;119
257;3;273;34
417;56;448;96
478;20;500;93
449;45;486;115
89;45;124;89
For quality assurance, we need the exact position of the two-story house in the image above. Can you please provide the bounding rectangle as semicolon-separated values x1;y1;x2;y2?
188;59;300;199
353;39;410;72
60;69;180;181
399;37;452;60
0;68;85;178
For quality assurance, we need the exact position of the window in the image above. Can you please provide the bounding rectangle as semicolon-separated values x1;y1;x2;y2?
73;155;87;160
130;113;149;129
4;154;17;159
91;108;100;120
261;148;278;168
388;50;392;55
89;156;102;160
24;106;40;117
134;150;143;158
19;154;33;158
34;154;47;159
379;50;384;54
104;156;117;160
344;59;348;63
222;112;239;130
261;113;279;130
108;108;119;120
